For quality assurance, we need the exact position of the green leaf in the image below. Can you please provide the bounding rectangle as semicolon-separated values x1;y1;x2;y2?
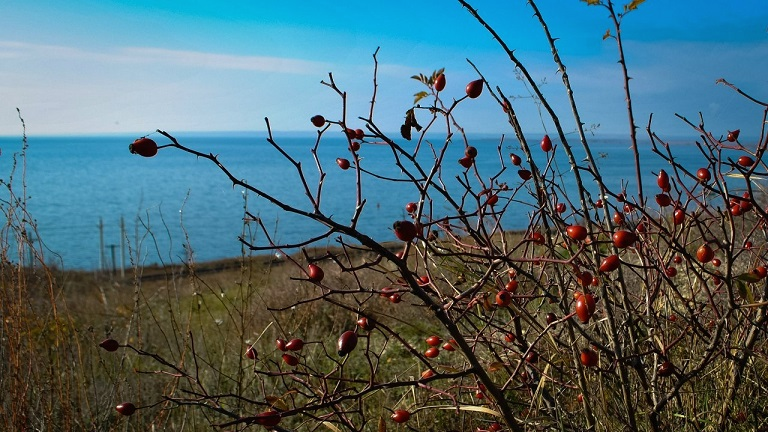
602;29;611;40
410;74;423;84
736;280;755;303
736;272;761;283
553;245;573;260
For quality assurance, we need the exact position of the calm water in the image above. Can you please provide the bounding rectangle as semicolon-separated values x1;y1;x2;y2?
0;132;723;269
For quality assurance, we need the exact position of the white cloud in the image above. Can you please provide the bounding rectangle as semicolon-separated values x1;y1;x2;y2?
0;40;344;134
118;47;332;74
0;40;331;74
541;38;768;136
1;37;765;137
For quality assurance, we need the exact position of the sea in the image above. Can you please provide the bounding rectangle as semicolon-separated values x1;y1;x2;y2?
0;131;746;270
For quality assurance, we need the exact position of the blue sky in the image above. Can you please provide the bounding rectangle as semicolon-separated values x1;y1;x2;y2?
0;1;766;138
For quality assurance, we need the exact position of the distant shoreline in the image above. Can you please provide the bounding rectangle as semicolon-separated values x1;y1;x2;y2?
0;130;705;141
57;240;407;281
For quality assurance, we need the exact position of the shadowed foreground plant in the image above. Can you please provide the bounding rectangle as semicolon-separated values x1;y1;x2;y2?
0;111;117;430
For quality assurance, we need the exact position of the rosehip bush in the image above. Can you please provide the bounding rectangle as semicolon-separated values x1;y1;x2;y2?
116;1;768;431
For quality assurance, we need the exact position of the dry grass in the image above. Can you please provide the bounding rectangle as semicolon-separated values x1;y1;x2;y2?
0;241;440;430
2;218;768;431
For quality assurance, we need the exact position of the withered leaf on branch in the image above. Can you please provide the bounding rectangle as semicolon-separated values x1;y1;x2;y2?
400;108;422;141
400;124;411;141
413;91;429;105
406;108;422;131
624;0;645;12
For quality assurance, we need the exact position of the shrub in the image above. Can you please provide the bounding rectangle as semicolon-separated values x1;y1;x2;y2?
114;1;768;431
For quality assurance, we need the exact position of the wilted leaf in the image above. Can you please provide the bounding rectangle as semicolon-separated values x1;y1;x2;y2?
602;29;611;40
482;295;493;311
624;0;645;12
426;404;501;416
401;109;421;140
413;91;429;105
378;417;386;432
581;0;601;5
264;395;289;411
488;361;506;372
404;108;422;131
321;421;343;432
400;124;411;141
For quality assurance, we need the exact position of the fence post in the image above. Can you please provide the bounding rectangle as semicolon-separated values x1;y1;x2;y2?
98;217;105;272
120;216;126;278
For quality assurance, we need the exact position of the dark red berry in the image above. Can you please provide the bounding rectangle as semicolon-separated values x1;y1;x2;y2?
458;156;474;169
465;79;483;98
275;338;287;351
357;317;374;331
116;402;136;416
391;409;410;423
129;137;158;157
245;346;257;359
311;115;325;127
337;330;358;356
540;134;552;152
727;129;740;142
282;353;299;366
696;168;711;182
393;220;418;242
336;158;350;170
308;264;324;282
434;73;446;92
737;155;754;167
253;410;282;427
99;339;119;352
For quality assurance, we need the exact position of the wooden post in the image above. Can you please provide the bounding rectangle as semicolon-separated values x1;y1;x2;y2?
25;229;35;268
98;217;105;272
119;216;126;278
134;217;140;266
108;244;117;275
